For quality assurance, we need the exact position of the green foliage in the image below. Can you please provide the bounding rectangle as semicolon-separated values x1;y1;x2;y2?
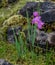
0;41;18;64
13;28;27;60
0;0;55;65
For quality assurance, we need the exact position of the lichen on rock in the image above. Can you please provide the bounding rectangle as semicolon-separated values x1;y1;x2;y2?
0;14;28;42
2;15;27;33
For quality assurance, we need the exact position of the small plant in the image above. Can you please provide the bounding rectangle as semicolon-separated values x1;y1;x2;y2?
26;10;45;63
13;27;28;61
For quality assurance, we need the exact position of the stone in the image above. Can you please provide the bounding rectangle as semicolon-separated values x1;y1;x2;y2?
41;9;55;23
19;2;55;23
3;15;27;27
24;29;48;48
35;31;55;49
0;59;13;65
6;26;22;43
2;15;27;33
36;31;48;45
40;1;55;12
25;29;55;49
19;2;38;17
47;32;55;45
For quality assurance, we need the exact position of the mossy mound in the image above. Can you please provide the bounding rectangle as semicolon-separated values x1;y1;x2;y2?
0;15;27;41
1;15;27;32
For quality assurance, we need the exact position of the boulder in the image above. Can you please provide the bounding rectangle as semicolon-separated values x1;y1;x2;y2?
34;30;48;49
6;26;55;49
35;31;55;49
40;1;55;12
36;31;48;45
2;15;27;33
3;15;27;26
19;2;38;17
6;26;22;43
19;2;55;23
47;32;55;45
0;59;13;65
41;9;55;23
25;29;55;49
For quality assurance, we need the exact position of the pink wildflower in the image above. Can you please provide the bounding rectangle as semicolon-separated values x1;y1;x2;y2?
32;12;44;29
33;11;39;17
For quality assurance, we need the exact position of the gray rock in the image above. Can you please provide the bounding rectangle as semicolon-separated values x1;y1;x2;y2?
47;32;55;45
36;31;48;45
6;26;22;43
7;35;15;43
0;59;13;65
41;9;55;23
19;2;55;23
35;31;55;49
19;2;38;17
40;1;55;12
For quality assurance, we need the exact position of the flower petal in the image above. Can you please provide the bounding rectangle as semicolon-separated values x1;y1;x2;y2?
33;12;39;17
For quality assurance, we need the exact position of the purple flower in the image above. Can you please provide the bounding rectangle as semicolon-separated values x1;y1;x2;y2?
33;11;39;17
32;12;44;29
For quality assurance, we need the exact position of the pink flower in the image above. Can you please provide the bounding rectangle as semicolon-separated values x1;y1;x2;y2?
33;11;39;17
32;12;44;29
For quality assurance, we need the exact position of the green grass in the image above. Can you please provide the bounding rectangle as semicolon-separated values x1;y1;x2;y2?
0;41;55;65
0;0;55;65
0;41;18;64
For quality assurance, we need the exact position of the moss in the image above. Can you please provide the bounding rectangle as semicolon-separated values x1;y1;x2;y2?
0;41;18;64
2;15;27;31
0;15;27;40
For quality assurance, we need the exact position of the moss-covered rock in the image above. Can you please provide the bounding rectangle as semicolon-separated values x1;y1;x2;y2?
2;15;27;32
0;15;27;41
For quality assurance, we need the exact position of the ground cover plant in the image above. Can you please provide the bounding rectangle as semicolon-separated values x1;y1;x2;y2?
0;0;55;65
